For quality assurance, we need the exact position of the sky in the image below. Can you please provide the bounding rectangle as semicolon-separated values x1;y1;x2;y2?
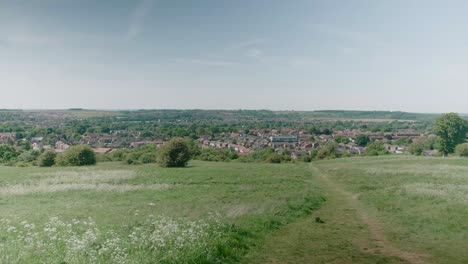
1;0;468;112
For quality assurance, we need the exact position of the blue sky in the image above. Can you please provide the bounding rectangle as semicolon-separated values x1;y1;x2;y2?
1;0;468;112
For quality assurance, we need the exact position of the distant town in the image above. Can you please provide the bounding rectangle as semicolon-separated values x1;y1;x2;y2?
0;109;446;165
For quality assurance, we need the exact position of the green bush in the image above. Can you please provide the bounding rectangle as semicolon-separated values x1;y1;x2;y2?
158;138;191;167
240;147;275;163
56;145;96;166
95;153;113;162
455;142;468;157
316;142;337;160
139;152;158;164
355;134;370;147
111;149;129;161
266;153;282;163
124;152;141;165
196;148;239;162
365;141;389;156
123;145;158;165
38;150;57;167
16;150;40;163
0;144;19;163
408;142;424;156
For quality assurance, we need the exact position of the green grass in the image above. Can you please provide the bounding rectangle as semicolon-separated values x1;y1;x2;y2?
0;161;324;263
313;156;468;264
1;157;468;263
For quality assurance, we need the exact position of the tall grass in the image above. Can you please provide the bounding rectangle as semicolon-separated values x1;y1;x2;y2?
0;214;234;264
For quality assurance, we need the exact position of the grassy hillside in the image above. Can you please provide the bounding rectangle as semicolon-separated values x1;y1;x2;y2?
0;161;324;263
248;156;468;264
316;156;468;263
1;157;468;263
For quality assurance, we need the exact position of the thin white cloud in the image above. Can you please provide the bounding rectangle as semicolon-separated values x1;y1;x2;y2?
127;0;155;39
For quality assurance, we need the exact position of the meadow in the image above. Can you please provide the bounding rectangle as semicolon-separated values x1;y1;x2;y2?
0;157;467;263
314;156;468;264
0;161;324;263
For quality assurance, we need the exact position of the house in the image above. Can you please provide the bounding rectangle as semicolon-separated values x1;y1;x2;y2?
55;141;70;152
301;142;319;149
31;137;44;143
228;144;253;155
32;142;42;151
384;144;406;154
269;136;298;148
130;140;164;148
93;148;114;154
0;133;15;144
318;134;333;142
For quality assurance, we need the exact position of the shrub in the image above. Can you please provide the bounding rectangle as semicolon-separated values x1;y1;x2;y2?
240;147;275;163
38;150;57;167
111;149;129;161
56;145;96;166
309;149;318;159
139;152;158;164
123;145;158;165
266;153;282;163
355;134;370;147
196;148;239;162
95;153;113;162
158;138;191;167
124;152;141;165
16;150;40;163
316;142;337;160
408;141;424;156
0;144;19;163
455;142;468;157
365;141;389;156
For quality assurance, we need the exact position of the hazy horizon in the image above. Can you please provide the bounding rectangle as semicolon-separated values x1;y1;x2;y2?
2;0;468;112
1;108;457;115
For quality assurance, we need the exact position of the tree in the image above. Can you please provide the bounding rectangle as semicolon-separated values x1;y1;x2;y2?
365;141;389;156
408;141;424;156
56;145;96;166
158;138;191;167
38;150;57;167
0;144;19;163
434;113;467;155
355;134;370;147
316;142;338;160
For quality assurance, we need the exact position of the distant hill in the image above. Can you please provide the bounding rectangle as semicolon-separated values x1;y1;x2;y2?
308;110;439;121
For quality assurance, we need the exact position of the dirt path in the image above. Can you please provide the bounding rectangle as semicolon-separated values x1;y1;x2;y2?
243;166;429;264
317;168;428;264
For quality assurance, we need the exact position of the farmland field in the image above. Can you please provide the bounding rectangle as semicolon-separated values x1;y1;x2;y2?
1;157;468;263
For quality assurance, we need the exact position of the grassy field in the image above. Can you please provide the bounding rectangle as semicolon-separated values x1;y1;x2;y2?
316;156;468;264
1;157;468;263
249;156;468;264
0;161;324;263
